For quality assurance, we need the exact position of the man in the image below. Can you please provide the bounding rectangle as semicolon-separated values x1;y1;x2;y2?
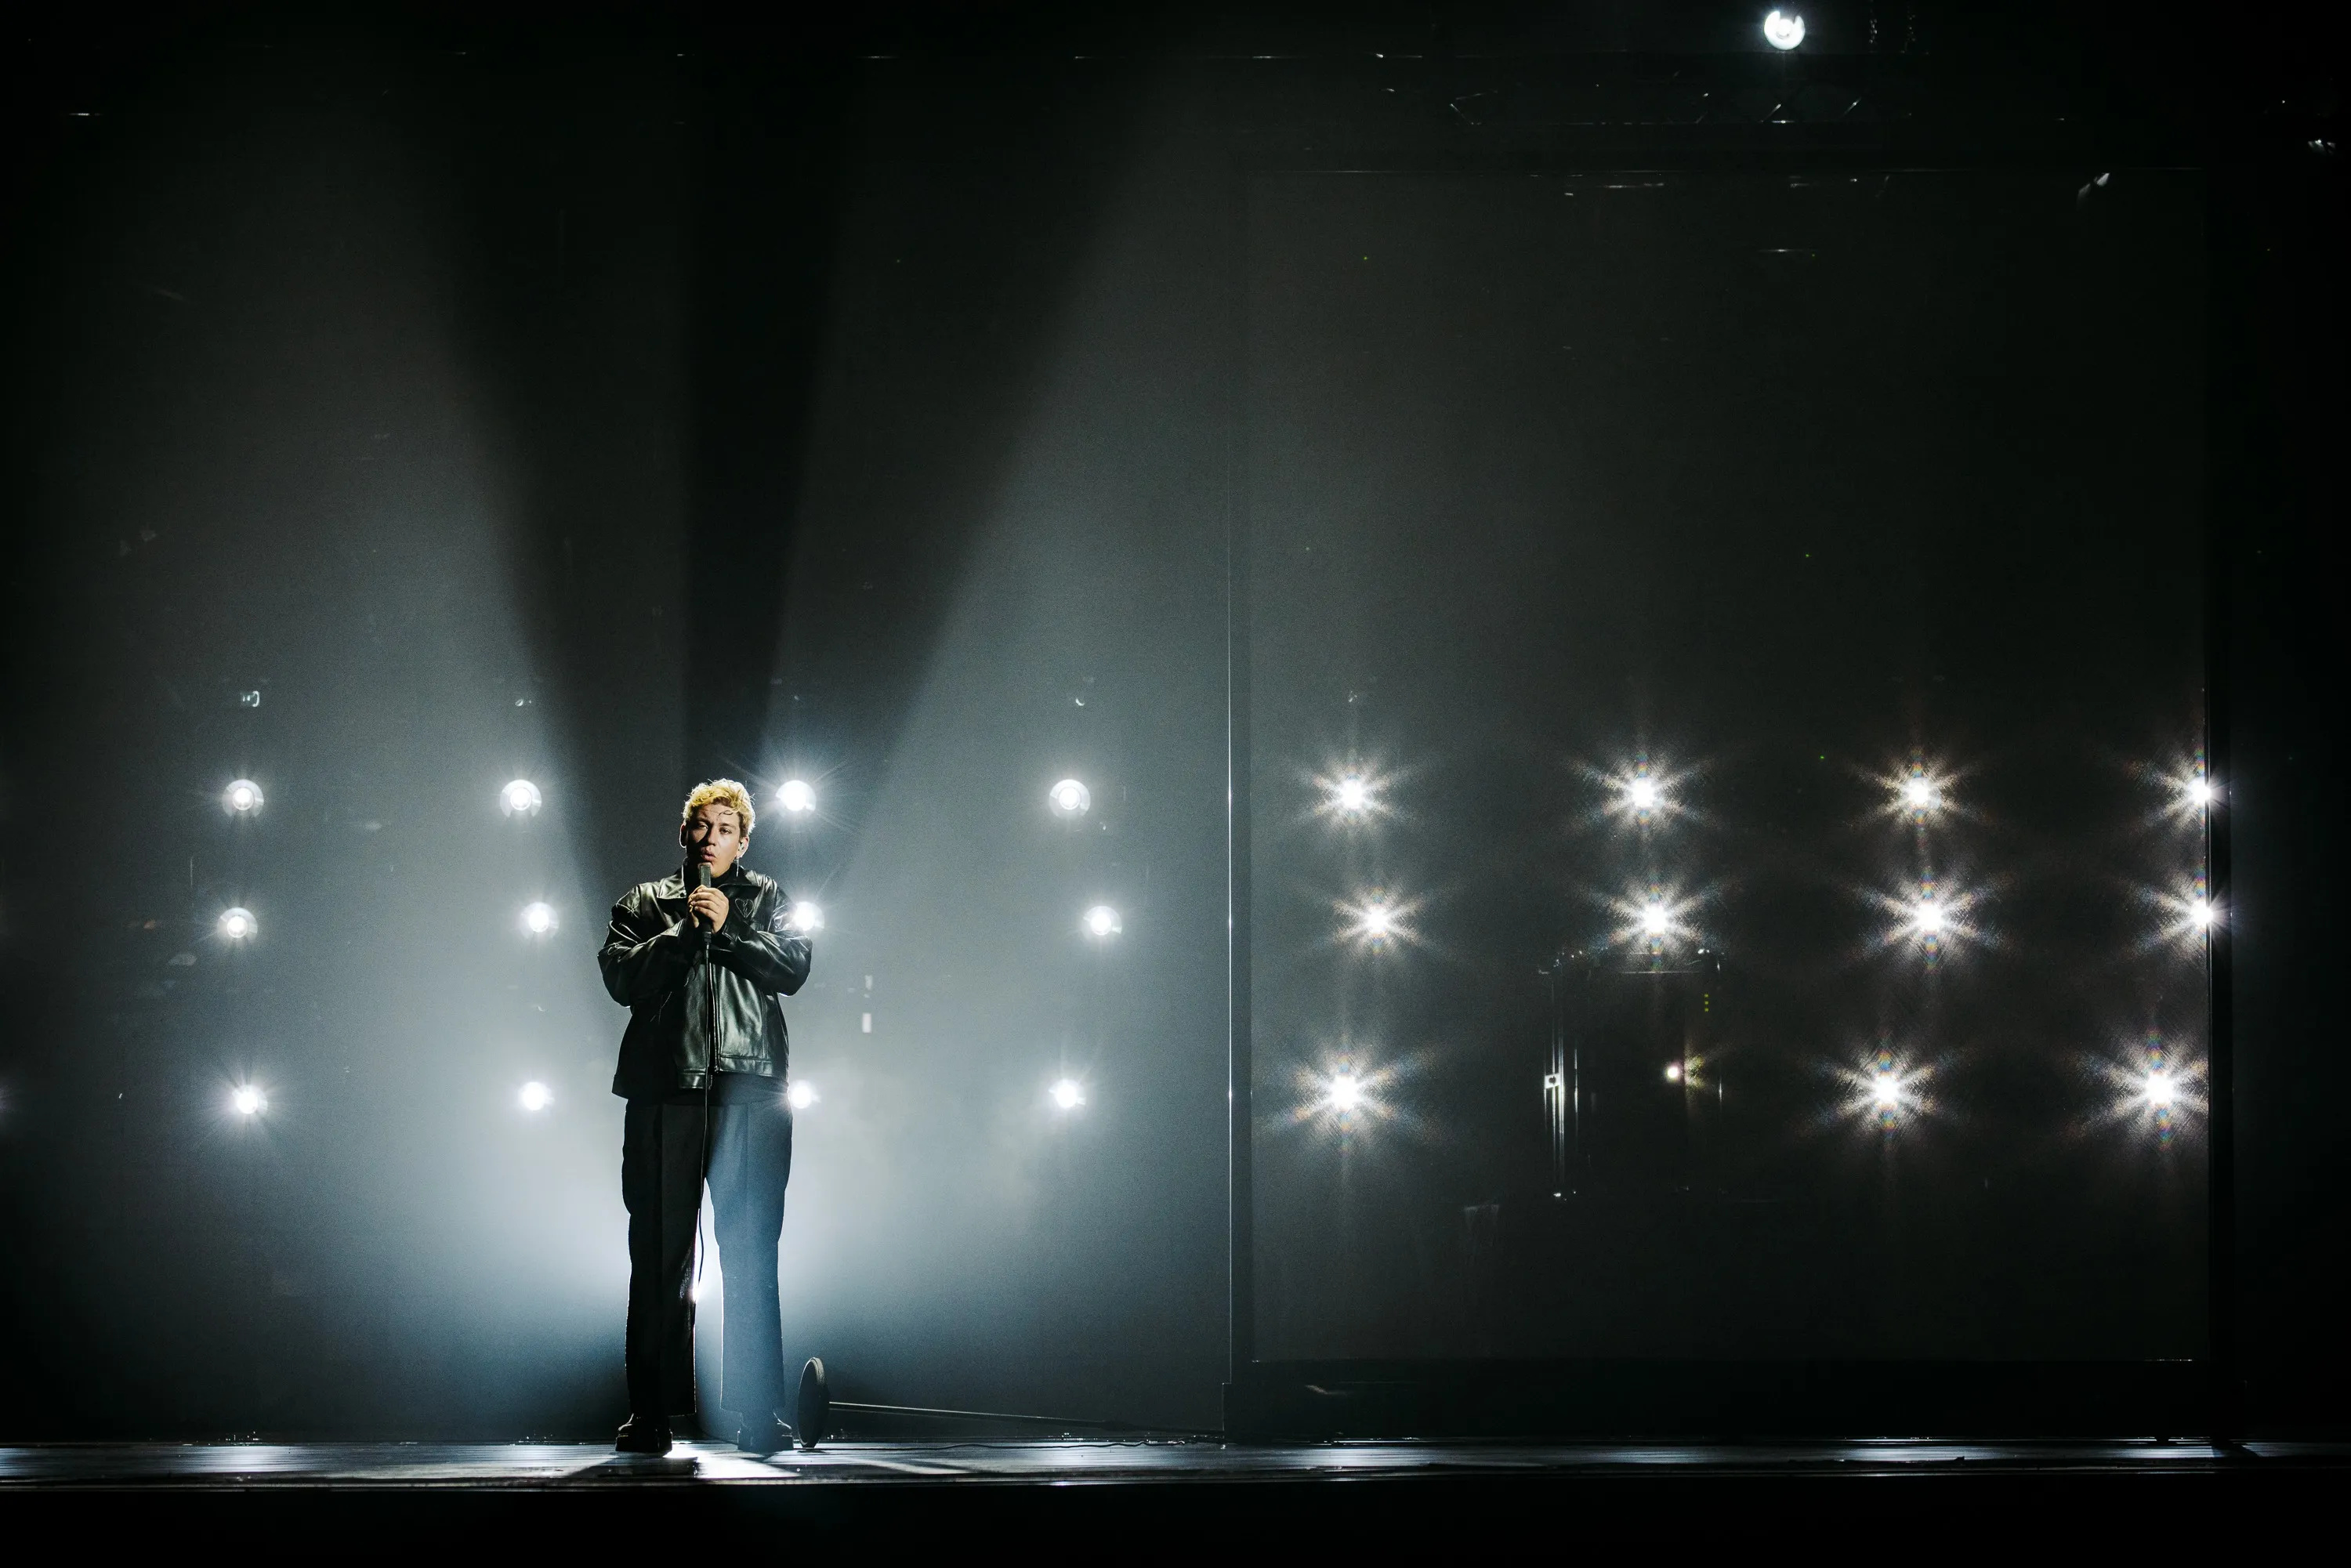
599;778;812;1455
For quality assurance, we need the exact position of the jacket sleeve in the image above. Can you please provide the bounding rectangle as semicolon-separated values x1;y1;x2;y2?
599;889;694;1006
710;889;812;997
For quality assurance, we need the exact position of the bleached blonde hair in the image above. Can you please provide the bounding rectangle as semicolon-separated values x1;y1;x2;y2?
681;778;756;839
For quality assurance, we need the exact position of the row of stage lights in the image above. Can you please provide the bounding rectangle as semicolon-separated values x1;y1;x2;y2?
1313;759;2221;954
214;772;1114;1122
227;1070;1092;1122
1845;1036;2197;1140
212;773;1134;947
226;1049;2184;1137
1288;1044;2197;1144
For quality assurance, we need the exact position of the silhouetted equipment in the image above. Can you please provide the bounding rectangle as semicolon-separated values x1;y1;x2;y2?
1545;948;1729;1197
791;1356;1211;1447
1462;948;1836;1358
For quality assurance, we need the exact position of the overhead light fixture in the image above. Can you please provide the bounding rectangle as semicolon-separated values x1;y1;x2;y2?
219;907;257;941
778;779;816;814
223;779;264;814
1049;779;1091;818
1763;9;1806;49
500;779;542;817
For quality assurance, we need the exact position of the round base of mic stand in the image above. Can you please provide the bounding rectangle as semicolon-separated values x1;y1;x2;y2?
796;1356;830;1449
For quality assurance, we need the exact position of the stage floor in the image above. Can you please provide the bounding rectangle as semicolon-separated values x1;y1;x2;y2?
0;1435;2332;1487
7;1436;2345;1541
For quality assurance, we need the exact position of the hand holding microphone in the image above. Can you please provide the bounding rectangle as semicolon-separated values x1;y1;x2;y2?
686;864;730;933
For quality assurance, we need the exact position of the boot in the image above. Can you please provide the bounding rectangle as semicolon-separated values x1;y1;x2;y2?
615;1414;673;1455
735;1412;790;1455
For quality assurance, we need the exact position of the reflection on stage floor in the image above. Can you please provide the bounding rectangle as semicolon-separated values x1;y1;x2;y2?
2;1435;2338;1488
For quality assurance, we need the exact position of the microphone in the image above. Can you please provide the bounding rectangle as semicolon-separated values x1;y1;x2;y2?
693;862;714;933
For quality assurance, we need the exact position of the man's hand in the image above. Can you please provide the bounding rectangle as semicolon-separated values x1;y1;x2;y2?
686;886;730;932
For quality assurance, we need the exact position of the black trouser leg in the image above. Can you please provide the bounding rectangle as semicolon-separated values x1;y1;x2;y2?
708;1100;795;1421
621;1099;708;1420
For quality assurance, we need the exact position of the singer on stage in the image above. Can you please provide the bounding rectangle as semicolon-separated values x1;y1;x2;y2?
598;779;813;1455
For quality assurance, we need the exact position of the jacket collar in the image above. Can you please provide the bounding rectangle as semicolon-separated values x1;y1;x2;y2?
679;859;759;891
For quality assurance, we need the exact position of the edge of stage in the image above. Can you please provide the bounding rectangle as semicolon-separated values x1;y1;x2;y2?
5;1437;2347;1541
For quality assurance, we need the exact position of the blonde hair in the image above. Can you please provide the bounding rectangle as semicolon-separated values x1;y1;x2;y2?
681;778;756;839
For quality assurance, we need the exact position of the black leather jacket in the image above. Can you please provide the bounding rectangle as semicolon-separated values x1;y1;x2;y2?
600;861;812;1099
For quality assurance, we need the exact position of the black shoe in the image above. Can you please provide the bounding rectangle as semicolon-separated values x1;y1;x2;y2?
736;1414;790;1455
615;1415;673;1455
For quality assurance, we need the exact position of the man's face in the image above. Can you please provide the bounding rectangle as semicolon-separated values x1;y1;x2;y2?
681;805;747;877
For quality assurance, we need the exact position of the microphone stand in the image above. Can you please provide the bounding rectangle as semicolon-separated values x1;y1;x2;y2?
690;864;718;1340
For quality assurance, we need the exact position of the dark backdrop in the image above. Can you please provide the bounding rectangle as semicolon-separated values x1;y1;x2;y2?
0;1;2342;1436
1247;168;2208;1361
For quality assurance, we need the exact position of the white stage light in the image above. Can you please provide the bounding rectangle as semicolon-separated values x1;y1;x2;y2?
1049;779;1091;818
1085;904;1122;938
778;779;816;814
1625;778;1661;811
1763;9;1806;49
1050;1077;1085;1110
1871;1074;1900;1111
2145;1072;2178;1110
2190;898;2215;929
1914;900;1947;936
521;901;557;936
1665;1063;1683;1083
788;1081;817;1110
1901;777;1940;810
2185;777;2215;807
1641;904;1672;936
1359;904;1396;940
500;779;542;817
1328;1072;1365;1112
788;901;824;932
219;907;257;941
231;1085;266;1116
1335;776;1370;813
519;1081;552;1112
223;779;263;814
